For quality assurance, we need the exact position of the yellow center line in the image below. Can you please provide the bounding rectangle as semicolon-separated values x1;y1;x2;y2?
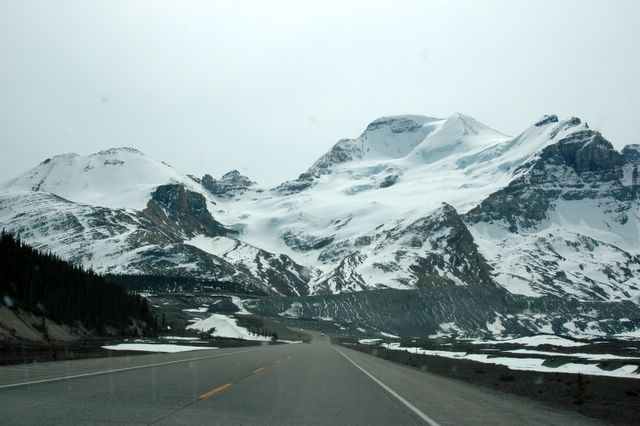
198;362;276;401
198;383;233;400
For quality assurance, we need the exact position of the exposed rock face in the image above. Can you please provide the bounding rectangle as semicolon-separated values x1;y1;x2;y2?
252;250;314;296
465;124;640;303
202;170;256;197
549;130;624;173
466;129;631;232
312;252;368;294
379;174;399;188
283;230;334;252
143;184;234;239
622;144;640;162
574;134;624;172
274;139;367;194
308;204;495;294
464;172;558;233
404;204;494;287
374;203;494;288
273;172;316;195
310;139;366;172
364;115;430;135
534;114;559;127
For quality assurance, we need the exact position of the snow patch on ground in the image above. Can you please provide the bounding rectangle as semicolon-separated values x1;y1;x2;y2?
359;338;383;345
612;328;640;340
471;335;588;347
278;302;303;319
229;296;251;315
183;307;208;313
187;314;271;341
102;343;216;353
505;349;640;361
159;336;203;341
429;322;464;338
380;343;639;379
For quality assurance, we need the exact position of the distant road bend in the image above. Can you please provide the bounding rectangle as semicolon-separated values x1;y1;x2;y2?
0;332;598;425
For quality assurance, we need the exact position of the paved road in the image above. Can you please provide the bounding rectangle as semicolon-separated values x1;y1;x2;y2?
0;332;601;425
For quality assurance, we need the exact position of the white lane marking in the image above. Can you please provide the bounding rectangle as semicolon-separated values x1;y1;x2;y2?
0;348;264;390
334;346;441;426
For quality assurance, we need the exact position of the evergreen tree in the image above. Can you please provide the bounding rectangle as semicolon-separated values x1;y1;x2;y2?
0;232;157;336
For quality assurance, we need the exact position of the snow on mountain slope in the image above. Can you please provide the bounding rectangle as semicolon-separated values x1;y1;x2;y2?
1;112;639;308
0;147;200;210
213;114;591;285
185;235;318;296
360;115;443;159
306;203;495;294
0;188;313;295
467;120;640;302
219;115;510;260
406;113;508;164
471;223;640;301
0;190;155;271
207;112;640;304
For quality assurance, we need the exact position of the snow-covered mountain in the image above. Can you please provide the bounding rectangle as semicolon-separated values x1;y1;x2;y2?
211;113;640;304
0;148;313;296
3;147;197;210
1;113;640;311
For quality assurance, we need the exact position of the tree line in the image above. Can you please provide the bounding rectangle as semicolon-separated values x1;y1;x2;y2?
104;273;268;296
0;231;157;335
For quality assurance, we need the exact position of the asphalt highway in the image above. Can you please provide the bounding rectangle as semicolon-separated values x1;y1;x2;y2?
0;332;601;425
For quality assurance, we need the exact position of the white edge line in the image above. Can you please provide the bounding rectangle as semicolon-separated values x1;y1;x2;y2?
0;348;263;390
334;346;441;426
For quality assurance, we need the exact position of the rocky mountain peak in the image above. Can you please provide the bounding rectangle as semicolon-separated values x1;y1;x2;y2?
221;169;244;180
309;138;366;173
622;144;640;162
95;147;145;156
574;133;624;172
364;115;436;133
39;152;79;165
534;115;559;127
540;129;624;173
144;184;235;239
202;170;256;198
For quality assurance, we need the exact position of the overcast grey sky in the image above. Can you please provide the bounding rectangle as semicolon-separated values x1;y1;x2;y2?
1;0;639;186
